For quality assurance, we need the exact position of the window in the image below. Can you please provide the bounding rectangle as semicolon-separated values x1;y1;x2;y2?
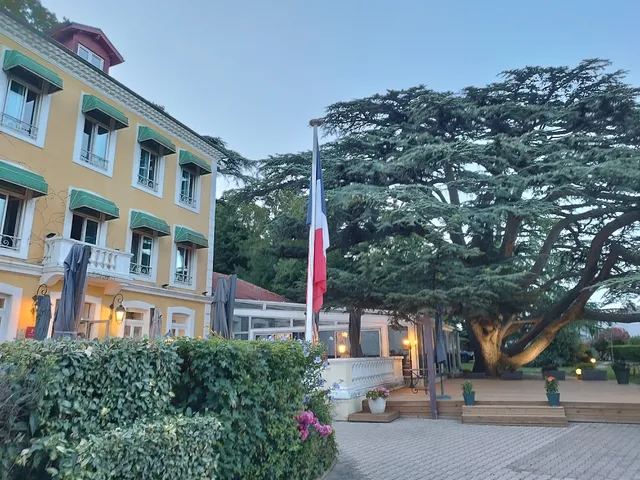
137;149;159;191
179;168;197;207
70;213;99;245
124;311;144;338
130;232;153;276
0;191;24;251
175;245;193;285
169;313;190;337
78;44;104;69
2;79;39;138
80;118;109;170
232;316;249;340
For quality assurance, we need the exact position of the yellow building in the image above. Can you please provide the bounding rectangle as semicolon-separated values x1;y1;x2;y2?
0;13;221;341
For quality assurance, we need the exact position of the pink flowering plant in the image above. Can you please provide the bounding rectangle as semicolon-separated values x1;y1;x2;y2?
366;387;390;400
295;410;333;441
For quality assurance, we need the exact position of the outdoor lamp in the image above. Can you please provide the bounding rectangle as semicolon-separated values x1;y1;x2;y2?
338;344;347;355
402;338;411;348
590;358;596;364
576;368;582;376
110;293;126;324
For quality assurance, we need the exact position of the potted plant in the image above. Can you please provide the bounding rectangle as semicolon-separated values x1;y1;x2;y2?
545;376;560;407
462;381;475;406
502;366;523;380
366;387;390;414
612;361;630;385
540;363;565;380
575;362;607;381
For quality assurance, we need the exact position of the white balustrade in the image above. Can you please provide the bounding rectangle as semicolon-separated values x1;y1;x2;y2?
43;236;133;282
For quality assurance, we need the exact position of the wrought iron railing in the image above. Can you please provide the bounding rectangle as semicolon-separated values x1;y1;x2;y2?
1;113;37;138
130;262;152;276
0;235;20;251
138;174;158;191
180;193;196;207
175;271;193;285
80;149;108;170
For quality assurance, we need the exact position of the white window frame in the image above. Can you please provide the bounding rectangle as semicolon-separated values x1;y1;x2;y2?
0;48;52;149
72;93;118;177
47;293;103;339
166;306;195;338
0;282;22;341
69;211;103;245
0;161;37;260
169;226;198;291
125;210;160;284
132;125;165;198
77;44;105;70
174;152;201;214
62;187;109;247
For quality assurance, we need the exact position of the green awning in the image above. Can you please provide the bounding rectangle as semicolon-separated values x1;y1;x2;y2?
175;226;208;249
130;210;170;237
82;95;129;130
179;150;212;175
0;160;48;197
69;189;119;220
138;126;176;156
3;50;63;94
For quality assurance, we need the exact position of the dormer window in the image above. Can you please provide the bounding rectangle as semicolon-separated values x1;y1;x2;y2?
78;44;104;70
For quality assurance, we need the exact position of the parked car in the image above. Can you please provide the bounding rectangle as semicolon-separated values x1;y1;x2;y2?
461;351;475;363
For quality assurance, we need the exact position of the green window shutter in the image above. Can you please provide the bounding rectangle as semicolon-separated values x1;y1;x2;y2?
69;189;119;220
3;50;63;94
82;95;129;130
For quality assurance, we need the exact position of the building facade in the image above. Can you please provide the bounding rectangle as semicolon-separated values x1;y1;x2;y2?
0;13;221;341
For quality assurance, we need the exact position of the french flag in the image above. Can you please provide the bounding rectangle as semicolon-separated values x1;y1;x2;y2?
306;127;329;313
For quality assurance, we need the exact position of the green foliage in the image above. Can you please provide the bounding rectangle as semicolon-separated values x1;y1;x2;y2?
529;326;582;367
173;338;335;480
629;336;640;345
1;338;336;480
612;345;640;363
575;362;596;371
461;381;474;394
2;0;63;31
17;415;221;480
593;327;631;359
544;376;559;393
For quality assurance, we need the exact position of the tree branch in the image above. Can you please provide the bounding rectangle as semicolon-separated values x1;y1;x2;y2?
500;214;521;258
583;309;640;324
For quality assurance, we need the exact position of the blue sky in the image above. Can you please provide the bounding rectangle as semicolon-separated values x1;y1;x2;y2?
43;0;639;162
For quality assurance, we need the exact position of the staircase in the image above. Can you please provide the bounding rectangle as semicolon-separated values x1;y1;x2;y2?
462;405;568;427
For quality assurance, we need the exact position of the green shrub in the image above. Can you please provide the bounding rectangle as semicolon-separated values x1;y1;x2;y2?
612;345;640;363
17;415;221;480
574;361;595;371
173;338;335;480
628;336;640;345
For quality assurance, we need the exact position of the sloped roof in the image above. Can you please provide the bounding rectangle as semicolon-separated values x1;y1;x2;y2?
213;272;288;302
49;22;124;66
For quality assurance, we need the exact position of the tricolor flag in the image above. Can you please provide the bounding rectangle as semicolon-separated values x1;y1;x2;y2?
306;127;329;314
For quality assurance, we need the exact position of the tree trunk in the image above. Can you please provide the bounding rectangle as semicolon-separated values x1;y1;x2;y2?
469;320;503;376
348;308;364;357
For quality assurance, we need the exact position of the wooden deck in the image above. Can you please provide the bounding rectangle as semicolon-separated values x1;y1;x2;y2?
374;378;640;424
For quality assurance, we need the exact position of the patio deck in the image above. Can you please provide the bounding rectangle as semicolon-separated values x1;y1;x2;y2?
380;378;640;424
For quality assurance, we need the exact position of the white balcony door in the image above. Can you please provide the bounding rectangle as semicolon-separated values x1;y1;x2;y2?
0;295;8;340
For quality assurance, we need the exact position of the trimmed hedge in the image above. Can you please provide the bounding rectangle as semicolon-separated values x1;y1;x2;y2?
612;345;640;363
0;337;337;480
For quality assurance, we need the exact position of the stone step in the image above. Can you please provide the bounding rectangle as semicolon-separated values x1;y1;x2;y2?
462;405;568;427
348;410;400;423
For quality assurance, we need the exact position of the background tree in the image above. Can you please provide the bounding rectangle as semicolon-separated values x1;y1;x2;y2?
2;0;63;31
242;59;640;373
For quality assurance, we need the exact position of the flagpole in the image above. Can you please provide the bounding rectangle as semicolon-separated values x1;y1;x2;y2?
306;119;322;342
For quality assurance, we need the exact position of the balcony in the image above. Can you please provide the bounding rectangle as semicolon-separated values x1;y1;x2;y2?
42;236;133;292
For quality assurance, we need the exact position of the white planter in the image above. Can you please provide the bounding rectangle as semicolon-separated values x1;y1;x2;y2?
369;397;387;414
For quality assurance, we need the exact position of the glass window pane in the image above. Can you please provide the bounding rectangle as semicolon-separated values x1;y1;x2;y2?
139;149;149;177
78;46;90;61
70;214;83;241
84;219;98;245
5;80;26;120
91;55;103;68
93;125;109;158
141;236;152;266
133;326;142;337
130;232;140;262
361;330;381;357
124;325;131;337
82;119;92;154
2;197;21;237
388;326;409;357
319;331;336;358
148;154;157;181
22;89;37;125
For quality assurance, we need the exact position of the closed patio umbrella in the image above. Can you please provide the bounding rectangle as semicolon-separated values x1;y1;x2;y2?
225;274;237;337
149;307;162;339
52;244;91;338
34;294;52;340
212;277;230;338
434;305;450;399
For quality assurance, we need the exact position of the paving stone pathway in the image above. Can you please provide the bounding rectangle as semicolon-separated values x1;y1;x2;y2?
327;418;640;480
